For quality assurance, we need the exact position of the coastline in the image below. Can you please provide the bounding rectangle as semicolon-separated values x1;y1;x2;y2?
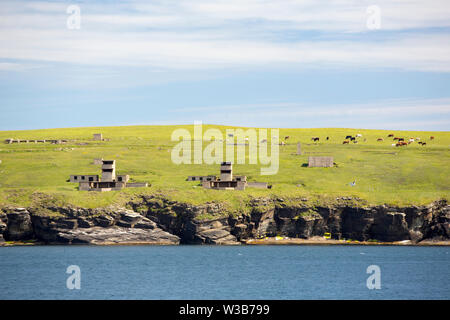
2;237;450;247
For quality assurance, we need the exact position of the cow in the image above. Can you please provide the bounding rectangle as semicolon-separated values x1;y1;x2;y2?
409;138;415;143
343;140;350;144
350;137;356;141
393;137;400;141
353;140;358;144
326;136;329;141
430;136;435;140
421;142;427;146
284;136;290;140
345;135;352;139
312;137;319;142
356;134;362;137
388;134;394;137
398;138;404;142
377;138;383;142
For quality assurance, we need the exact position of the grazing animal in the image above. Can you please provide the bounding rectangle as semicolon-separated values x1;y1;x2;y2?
415;137;421;141
343;140;350;144
430;136;435;140
377;138;383;142
393;137;399;140
356;134;362;137
345;135;352;139
388;134;394;137
350;137;356;141
421;142;426;146
353;140;358;144
326;136;329;140
312;137;319;142
396;141;408;147
409;138;414;143
398;138;404;142
284;136;290;140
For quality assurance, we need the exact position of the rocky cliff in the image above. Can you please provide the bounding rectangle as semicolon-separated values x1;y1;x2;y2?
0;197;449;245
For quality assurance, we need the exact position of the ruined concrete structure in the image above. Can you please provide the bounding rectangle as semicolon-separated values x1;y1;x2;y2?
189;162;268;190
93;133;103;141
308;156;334;167
70;160;148;191
5;138;68;144
93;158;103;165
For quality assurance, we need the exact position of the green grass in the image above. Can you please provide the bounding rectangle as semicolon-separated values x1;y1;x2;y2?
0;125;448;208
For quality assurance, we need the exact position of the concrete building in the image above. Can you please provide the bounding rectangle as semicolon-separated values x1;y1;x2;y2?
93;133;103;141
190;162;268;190
69;160;148;191
308;156;334;167
93;158;103;165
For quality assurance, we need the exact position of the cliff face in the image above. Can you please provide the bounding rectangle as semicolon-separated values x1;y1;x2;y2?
0;197;449;245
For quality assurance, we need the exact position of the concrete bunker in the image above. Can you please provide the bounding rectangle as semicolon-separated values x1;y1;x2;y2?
69;160;148;191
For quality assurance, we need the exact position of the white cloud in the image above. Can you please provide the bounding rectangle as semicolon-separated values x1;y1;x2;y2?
0;0;450;72
169;98;450;129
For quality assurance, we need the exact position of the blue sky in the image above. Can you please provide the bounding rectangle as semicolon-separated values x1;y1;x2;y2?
1;0;450;130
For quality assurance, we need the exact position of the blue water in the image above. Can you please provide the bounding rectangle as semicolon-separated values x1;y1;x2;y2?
0;245;449;300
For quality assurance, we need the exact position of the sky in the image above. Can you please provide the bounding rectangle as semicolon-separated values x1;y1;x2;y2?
1;0;450;131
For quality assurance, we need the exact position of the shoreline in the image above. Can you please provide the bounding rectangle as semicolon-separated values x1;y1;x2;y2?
2;237;450;247
244;237;450;246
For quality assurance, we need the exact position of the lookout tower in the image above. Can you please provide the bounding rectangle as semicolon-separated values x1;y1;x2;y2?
220;162;232;181
101;160;116;182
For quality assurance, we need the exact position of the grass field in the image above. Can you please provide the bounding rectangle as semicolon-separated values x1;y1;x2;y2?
0;125;448;209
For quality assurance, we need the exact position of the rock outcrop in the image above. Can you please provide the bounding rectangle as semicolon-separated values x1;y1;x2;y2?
1;206;179;245
0;197;448;245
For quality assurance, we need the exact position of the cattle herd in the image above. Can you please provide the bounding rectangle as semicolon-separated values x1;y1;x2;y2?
306;133;436;147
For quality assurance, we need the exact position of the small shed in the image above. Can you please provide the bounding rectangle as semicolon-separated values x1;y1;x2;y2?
308;156;334;168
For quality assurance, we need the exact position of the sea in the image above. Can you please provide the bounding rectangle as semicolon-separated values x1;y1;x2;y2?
0;245;449;300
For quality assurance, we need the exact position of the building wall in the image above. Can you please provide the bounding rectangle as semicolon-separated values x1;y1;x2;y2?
188;176;217;182
93;158;103;165
70;175;99;183
93;133;103;141
78;182;91;191
308;156;334;167
247;182;268;189
126;182;148;188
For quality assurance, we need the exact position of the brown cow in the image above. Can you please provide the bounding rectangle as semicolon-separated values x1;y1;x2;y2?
388;134;394;137
393;137;400;140
343;140;350;144
430;136;435;140
377;138;383;142
284;136;290;140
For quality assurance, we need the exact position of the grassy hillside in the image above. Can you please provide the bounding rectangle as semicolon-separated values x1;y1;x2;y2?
0;125;448;208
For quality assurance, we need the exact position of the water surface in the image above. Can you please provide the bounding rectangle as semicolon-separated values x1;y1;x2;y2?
0;245;448;299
